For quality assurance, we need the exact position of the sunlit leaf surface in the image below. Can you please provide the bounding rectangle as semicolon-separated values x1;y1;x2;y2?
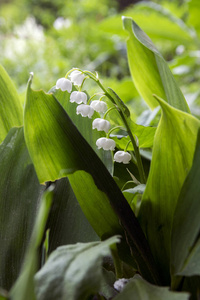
138;97;200;284
0;65;23;144
123;17;190;112
171;129;200;277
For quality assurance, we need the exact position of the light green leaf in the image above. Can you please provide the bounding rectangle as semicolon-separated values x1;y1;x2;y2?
0;65;23;144
0;127;44;290
138;96;200;284
171;129;200;277
114;275;189;300
112;122;156;149
10;186;54;300
123;17;190;112
24;80;160;284
34;236;120;300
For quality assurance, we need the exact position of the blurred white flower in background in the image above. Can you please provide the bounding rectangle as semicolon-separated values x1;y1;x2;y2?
53;17;72;30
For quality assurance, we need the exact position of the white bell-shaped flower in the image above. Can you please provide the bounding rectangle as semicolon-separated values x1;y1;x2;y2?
92;118;111;133
96;137;116;151
56;77;72;92
76;104;94;118
90;100;107;113
70;91;87;104
114;151;131;164
69;70;85;86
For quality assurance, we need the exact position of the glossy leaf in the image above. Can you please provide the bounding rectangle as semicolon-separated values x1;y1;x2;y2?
114;275;189;300
34;236;120;300
0;65;23;144
10;186;54;300
24;80;161;284
138;96;200;284
171;129;200;277
123;17;190;112
0;127;44;290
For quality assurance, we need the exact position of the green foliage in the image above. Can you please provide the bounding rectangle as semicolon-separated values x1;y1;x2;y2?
1;1;200;299
34;236;119;300
0;66;23;143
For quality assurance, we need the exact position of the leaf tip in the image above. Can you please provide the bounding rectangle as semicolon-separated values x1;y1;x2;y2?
28;71;34;87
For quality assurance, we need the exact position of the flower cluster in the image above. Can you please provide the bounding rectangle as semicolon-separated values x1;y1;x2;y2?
55;70;132;164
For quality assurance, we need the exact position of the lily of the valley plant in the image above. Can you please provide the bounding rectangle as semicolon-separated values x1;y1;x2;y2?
0;16;200;300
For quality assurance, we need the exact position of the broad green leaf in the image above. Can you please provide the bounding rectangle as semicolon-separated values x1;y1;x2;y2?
0;65;23;143
24;80;161;284
0;127;44;290
138;96;200;284
123;17;190;112
34;236;120;300
171;129;200;277
10;186;54;300
112;122;156;149
46;177;99;253
114;275;189;300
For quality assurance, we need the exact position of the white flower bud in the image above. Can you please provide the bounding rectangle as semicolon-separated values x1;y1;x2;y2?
56;77;72;92
92;118;111;133
70;91;87;104
76;104;94;118
90;100;107;113
69;70;85;86
114;151;131;164
96;137;116;151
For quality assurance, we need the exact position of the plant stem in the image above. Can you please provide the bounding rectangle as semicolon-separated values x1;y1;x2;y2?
95;77;146;184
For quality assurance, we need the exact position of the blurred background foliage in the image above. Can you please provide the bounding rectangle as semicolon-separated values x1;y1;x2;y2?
0;0;200;120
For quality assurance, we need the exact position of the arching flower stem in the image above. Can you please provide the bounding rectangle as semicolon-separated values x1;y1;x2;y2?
107;126;124;138
88;92;105;104
79;76;89;91
103;106;119;120
83;70;146;184
67;69;146;183
124;140;132;152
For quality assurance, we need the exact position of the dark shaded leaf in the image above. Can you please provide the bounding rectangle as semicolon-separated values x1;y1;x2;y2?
46;177;99;253
0;127;44;290
10;186;54;300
